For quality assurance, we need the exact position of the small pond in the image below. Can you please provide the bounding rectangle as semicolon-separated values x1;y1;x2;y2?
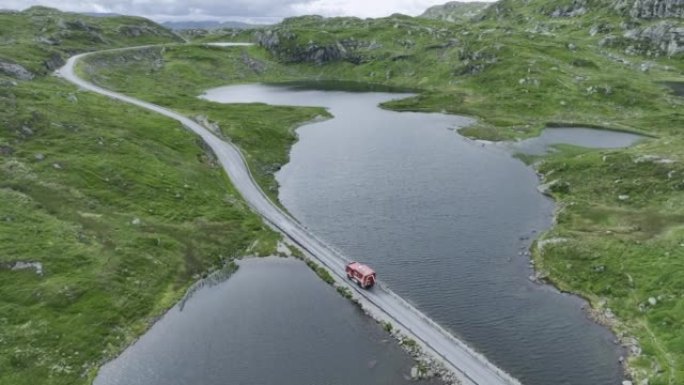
95;257;440;385
507;127;644;155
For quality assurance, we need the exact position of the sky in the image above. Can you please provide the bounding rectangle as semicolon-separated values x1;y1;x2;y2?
0;0;494;23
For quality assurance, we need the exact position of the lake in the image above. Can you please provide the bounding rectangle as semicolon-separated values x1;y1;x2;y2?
202;82;630;385
98;82;645;385
95;257;441;385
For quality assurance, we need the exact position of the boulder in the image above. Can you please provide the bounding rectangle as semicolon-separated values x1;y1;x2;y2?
0;60;34;80
0;145;13;156
613;0;684;19
43;52;64;72
550;0;588;17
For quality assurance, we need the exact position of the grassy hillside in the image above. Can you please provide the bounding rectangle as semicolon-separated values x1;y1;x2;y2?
419;1;491;21
0;6;182;77
78;45;329;201
3;1;684;385
115;2;683;384
0;9;319;385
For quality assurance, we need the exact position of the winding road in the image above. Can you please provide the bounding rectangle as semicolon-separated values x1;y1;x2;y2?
57;45;523;385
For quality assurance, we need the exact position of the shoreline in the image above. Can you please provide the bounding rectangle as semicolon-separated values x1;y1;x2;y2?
529;163;640;384
61;47;522;385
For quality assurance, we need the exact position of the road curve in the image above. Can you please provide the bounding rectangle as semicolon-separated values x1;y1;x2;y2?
57;46;523;385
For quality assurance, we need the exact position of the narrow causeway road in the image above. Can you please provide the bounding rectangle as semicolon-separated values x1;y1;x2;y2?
58;46;523;385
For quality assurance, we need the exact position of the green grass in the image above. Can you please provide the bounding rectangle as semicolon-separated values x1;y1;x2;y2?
78;45;330;202
81;30;684;383
305;259;335;285
532;140;684;384
0;75;282;384
5;2;684;384
0;6;181;76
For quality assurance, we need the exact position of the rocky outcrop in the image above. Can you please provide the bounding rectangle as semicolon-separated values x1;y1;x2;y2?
550;0;588;17
64;19;101;32
617;21;684;56
454;45;500;75
255;29;366;65
55;19;108;44
43;52;64;72
0;59;34;80
420;1;490;21
118;24;167;37
614;0;684;19
241;52;265;74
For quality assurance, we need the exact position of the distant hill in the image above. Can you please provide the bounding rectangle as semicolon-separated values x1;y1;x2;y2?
162;20;267;30
81;12;121;18
0;6;182;77
419;1;491;21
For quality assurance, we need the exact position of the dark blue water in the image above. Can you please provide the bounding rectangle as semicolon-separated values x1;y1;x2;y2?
199;83;632;385
95;258;440;385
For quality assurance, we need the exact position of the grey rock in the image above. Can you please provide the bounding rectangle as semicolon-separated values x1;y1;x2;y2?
0;79;18;87
118;24;167;38
550;0;588;17
36;36;61;45
367;40;383;50
65;19;100;32
0;60;34;80
241;52;265;74
590;23;611;36
0;145;13;156
20;126;34;136
11;261;43;275
599;35;620;47
630;21;684;56
131;218;142;226
410;366;419;379
613;0;684;19
255;29;364;65
43;52;64;71
34;153;45;161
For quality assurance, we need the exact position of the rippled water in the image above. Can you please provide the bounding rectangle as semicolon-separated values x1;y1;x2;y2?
95;258;439;385
201;83;633;385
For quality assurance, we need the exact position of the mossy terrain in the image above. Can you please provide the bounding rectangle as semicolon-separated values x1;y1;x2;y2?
78;45;329;201
2;1;684;385
78;1;684;383
0;6;182;76
0;8;317;385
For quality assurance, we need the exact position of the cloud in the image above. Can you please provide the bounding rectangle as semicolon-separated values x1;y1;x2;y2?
1;0;493;21
290;0;463;18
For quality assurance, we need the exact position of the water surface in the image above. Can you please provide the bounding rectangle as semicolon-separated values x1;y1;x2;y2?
201;83;634;385
662;81;684;97
508;127;644;155
95;258;438;385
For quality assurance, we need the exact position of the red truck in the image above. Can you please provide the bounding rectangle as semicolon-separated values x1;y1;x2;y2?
345;262;376;289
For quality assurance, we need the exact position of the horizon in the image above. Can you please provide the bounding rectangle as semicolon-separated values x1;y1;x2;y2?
0;0;496;24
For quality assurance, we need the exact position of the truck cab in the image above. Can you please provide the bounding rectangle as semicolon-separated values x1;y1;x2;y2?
345;262;376;289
